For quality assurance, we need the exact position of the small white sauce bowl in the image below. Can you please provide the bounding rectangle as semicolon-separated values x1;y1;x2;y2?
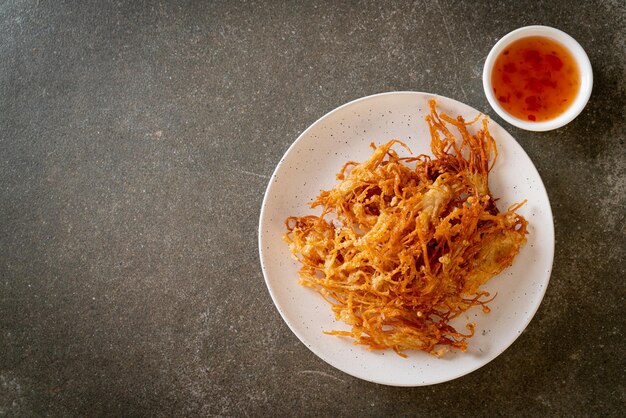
483;25;593;131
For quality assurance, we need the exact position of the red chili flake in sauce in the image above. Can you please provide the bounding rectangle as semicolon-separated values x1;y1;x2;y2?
491;36;580;122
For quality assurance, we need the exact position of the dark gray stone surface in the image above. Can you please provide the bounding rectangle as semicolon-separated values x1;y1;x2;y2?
1;0;624;416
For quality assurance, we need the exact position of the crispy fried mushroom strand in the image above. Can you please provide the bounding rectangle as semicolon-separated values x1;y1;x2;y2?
284;100;527;357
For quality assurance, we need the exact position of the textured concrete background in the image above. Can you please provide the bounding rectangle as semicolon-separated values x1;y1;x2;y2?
1;0;624;416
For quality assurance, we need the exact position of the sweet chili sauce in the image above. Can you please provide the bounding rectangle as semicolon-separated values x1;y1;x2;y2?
491;36;580;122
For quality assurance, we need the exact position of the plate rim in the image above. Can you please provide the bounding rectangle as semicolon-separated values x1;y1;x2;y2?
258;91;555;386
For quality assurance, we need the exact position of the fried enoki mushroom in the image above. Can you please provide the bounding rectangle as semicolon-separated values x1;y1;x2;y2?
284;100;528;357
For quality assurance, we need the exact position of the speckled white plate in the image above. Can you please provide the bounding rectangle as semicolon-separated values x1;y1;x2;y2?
258;92;554;386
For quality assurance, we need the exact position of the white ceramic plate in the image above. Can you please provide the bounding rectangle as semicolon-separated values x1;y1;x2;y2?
258;92;554;386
